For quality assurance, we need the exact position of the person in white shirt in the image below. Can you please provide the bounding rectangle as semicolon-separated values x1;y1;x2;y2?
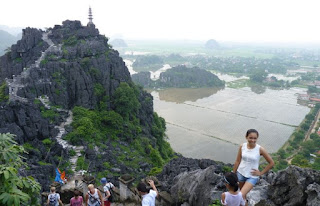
221;172;245;206
85;184;104;206
137;180;158;206
47;187;64;206
233;129;274;205
100;177;115;206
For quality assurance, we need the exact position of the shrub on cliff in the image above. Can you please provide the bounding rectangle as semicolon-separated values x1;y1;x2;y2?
113;82;141;121
0;82;8;102
64;82;174;176
0;133;41;205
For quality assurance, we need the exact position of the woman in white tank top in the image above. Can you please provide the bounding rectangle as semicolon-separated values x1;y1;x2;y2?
232;129;274;204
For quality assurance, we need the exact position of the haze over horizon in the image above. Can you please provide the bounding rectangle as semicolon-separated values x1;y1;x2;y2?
1;0;320;44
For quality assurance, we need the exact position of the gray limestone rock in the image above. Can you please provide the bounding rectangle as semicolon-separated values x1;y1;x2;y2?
170;165;223;206
306;183;320;206
162;159;320;206
268;166;320;206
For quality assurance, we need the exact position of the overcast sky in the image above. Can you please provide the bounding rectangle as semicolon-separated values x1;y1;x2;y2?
1;0;320;43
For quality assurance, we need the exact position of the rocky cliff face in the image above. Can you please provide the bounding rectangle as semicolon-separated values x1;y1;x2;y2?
157;157;320;206
0;20;158;192
0;28;47;80
13;21;131;109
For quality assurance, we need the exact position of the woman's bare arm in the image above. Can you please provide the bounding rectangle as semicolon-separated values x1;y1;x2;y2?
233;145;242;173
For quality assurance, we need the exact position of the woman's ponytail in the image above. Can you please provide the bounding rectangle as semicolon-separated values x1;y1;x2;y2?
224;172;240;192
234;182;239;192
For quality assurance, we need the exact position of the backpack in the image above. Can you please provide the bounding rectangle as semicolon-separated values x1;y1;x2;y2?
107;189;113;202
106;184;114;203
49;194;57;206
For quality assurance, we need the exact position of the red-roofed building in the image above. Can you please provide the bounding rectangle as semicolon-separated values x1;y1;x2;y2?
310;98;320;102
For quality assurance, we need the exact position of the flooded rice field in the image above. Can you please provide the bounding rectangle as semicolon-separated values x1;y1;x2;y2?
151;87;309;163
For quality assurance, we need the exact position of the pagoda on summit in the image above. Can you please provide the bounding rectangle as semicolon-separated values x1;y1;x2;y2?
87;6;95;27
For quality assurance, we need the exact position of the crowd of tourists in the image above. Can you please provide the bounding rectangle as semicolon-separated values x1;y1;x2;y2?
47;129;274;206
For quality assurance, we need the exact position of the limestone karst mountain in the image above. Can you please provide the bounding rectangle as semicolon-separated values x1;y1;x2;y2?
110;38;128;47
205;39;220;49
0;20;174;193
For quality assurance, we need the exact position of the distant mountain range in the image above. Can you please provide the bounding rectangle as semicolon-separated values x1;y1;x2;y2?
0;30;21;56
0;25;23;36
0;25;23;55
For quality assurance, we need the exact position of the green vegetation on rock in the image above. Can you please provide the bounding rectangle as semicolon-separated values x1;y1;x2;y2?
65;82;174;177
132;55;164;72
62;35;78;46
0;81;9;102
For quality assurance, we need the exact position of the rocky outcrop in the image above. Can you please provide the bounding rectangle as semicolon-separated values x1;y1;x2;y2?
306;183;320;206
132;65;225;88
0;100;67;192
170;165;224;206
0;101;57;144
157;157;231;192
268;166;320;206
110;38;128;47
132;55;164;72
131;71;155;87
160;160;320;206
205;39;220;49
21;21;130;109
0;27;48;81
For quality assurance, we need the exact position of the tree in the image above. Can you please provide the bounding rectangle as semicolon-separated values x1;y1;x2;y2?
291;154;311;168
112;83;140;120
0;133;41;205
249;70;268;82
291;80;299;85
305;113;315;121
308;86;320;94
294;132;305;142
301;123;310;131
278;149;286;159
310;133;319;140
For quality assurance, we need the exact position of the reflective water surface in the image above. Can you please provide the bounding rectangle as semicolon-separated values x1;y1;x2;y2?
151;86;309;163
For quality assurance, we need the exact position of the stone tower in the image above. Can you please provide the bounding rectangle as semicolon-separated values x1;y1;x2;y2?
87;6;95;27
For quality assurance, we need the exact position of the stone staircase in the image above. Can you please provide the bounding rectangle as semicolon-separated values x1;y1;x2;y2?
54;110;85;173
38;95;86;191
6;30;89;192
6;31;60;103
